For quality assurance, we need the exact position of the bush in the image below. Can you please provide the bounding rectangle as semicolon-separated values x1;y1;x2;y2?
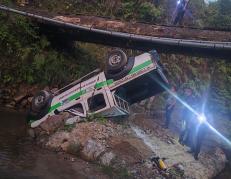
138;2;162;22
0;12;103;87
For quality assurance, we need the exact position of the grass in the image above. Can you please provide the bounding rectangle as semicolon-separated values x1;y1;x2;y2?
66;140;82;155
63;123;76;132
100;165;132;179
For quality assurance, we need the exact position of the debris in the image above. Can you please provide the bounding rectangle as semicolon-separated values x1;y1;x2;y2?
144;160;153;169
150;156;167;171
65;116;85;125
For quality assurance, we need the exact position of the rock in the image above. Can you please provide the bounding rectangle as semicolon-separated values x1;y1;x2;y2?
144;160;153;169
176;164;184;172
66;140;82;155
2;95;11;100
14;94;27;104
40;113;70;134
81;139;105;161
65;116;84;125
100;152;115;166
28;129;35;139
20;99;28;108
10;101;16;106
46;131;70;149
5;104;14;108
51;88;59;94
28;97;33;103
43;86;50;91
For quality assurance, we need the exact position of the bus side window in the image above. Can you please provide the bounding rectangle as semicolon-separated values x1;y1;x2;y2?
88;94;106;112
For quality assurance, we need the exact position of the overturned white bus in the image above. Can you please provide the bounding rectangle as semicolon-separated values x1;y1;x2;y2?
29;49;169;128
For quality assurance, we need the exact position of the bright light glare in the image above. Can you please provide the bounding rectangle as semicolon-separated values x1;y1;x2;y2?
177;0;181;5
150;76;231;147
198;114;206;123
204;0;218;4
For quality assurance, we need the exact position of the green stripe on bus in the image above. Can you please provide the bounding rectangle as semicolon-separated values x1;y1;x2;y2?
95;79;114;89
68;89;86;101
48;89;86;113
48;102;62;113
128;60;152;75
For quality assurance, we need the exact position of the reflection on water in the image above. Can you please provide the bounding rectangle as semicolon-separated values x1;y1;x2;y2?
0;108;88;179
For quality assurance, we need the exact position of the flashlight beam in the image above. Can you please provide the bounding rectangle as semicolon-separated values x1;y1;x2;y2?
152;76;231;147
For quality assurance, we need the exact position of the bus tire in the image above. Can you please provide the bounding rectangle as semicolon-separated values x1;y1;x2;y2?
105;57;135;80
106;49;127;73
31;90;51;113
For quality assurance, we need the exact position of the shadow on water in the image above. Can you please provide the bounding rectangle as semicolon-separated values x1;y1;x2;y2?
0;108;95;179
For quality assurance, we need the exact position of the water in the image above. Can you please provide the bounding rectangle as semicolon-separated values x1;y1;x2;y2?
0;108;102;179
130;125;157;153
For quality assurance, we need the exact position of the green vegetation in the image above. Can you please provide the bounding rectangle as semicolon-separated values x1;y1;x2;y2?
204;0;231;29
100;165;132;179
160;54;231;114
0;0;230;115
66;140;82;155
63;123;76;132
86;113;107;125
0;12;104;87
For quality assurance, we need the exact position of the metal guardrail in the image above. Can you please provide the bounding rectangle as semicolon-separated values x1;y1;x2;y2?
0;5;231;59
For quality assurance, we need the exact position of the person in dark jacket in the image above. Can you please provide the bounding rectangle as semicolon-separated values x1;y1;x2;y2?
173;0;189;25
190;110;209;160
164;86;177;129
192;122;207;160
178;87;195;146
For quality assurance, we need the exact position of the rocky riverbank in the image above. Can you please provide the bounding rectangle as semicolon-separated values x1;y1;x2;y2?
0;85;229;178
27;107;228;179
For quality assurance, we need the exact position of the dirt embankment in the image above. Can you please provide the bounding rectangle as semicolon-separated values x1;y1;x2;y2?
53;15;231;42
3;5;231;42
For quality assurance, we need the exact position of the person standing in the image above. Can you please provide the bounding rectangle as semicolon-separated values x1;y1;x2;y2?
190;111;209;160
178;87;195;146
164;87;177;129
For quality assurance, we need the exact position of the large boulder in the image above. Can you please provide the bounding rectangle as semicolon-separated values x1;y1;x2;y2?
40;112;71;134
46;131;70;150
81;139;106;161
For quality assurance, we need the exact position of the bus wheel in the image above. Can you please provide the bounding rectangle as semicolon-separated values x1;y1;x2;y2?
106;49;127;73
105;57;135;80
31;90;51;113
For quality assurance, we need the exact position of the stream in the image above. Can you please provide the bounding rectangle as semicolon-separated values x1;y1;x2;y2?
0;108;93;179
